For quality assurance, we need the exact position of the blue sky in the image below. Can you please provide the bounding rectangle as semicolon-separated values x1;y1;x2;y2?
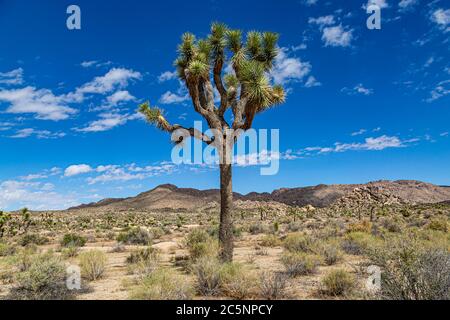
0;0;449;210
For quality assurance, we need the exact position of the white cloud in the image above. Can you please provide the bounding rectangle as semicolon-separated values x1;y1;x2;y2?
0;86;77;121
308;15;336;29
342;84;374;96
270;48;312;84
64;164;93;177
10;128;66;139
399;0;418;12
80;60;112;68
159;90;189;104
0;68;24;85
351;129;367;136
106;90;135;106
364;0;389;9
427;80;450;102
303;0;318;6
158;70;178;82
322;25;354;47
304;76;322;88
74;68;142;99
431;9;450;29
74;112;142;132
0;180;79;211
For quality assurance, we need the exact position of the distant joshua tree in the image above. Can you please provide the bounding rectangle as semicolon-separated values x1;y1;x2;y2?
139;23;285;262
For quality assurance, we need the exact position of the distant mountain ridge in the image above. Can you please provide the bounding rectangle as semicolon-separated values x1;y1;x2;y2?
69;180;450;211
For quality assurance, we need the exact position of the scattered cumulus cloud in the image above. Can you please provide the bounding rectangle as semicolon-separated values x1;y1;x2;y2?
158;70;178;82
322;25;354;47
0;68;24;85
64;164;93;177
342;84;374;96
270;48;312;85
430;8;450;32
9;128;66;139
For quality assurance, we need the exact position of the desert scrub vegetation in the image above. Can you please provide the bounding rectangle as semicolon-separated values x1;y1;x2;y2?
192;257;255;298
79;250;107;281
367;236;450;300
341;232;379;256
321;270;355;297
259;234;281;247
427;217;448;232
316;241;343;266
185;228;218;262
19;234;49;247
281;252;322;277
61;233;86;248
9;252;73;300
0;241;16;257
117;227;152;245
283;233;316;253
130;268;194;300
126;247;160;277
258;271;289;300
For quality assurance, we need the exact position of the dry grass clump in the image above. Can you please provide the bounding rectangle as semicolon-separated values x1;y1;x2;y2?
79;250;107;281
281;252;322;277
258;271;289;300
9;253;73;300
341;232;379;256
259;234;281;247
316;241;343;266
346;220;372;234
126;247;160;277
380;217;402;233
19;234;49;247
0;241;16;257
321;269;355;297
130;268;194;300
427;217;448;232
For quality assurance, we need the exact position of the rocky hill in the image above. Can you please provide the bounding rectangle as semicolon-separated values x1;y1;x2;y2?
69;180;450;212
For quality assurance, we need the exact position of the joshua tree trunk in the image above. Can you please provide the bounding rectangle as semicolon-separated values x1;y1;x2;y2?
219;163;234;262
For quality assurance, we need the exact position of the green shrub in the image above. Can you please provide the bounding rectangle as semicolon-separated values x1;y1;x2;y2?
10;253;72;300
220;263;255;299
79;250;107;281
185;229;218;261
19;234;49;247
61;233;86;248
283;233;315;253
130;268;194;300
192;257;223;296
321;269;355;296
381;218;402;233
248;223;268;235
117;228;152;245
61;246;79;258
281;252;321;277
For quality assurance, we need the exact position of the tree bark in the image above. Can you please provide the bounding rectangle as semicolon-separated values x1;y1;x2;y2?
219;163;234;262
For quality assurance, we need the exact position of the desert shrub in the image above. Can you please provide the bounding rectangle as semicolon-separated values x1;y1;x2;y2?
79;250;107;281
130;268;194;300
126;247;160;276
260;234;281;247
283;233;315;253
220;263;256;299
317;242;343;266
0;242;16;257
367;238;450;300
192;257;223;296
321;269;355;296
117;228;152;245
248;223;268;235
19;234;49;247
61;246;79;258
185;229;218;261
281;252;321;277
341;232;378;256
10;253;72;300
286;221;302;232
258;272;288;300
61;233;86;248
381;218;402;233
427;218;448;232
347;220;372;234
206;224;242;239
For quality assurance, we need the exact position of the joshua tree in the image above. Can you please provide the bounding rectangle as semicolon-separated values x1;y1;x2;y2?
139;23;285;262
